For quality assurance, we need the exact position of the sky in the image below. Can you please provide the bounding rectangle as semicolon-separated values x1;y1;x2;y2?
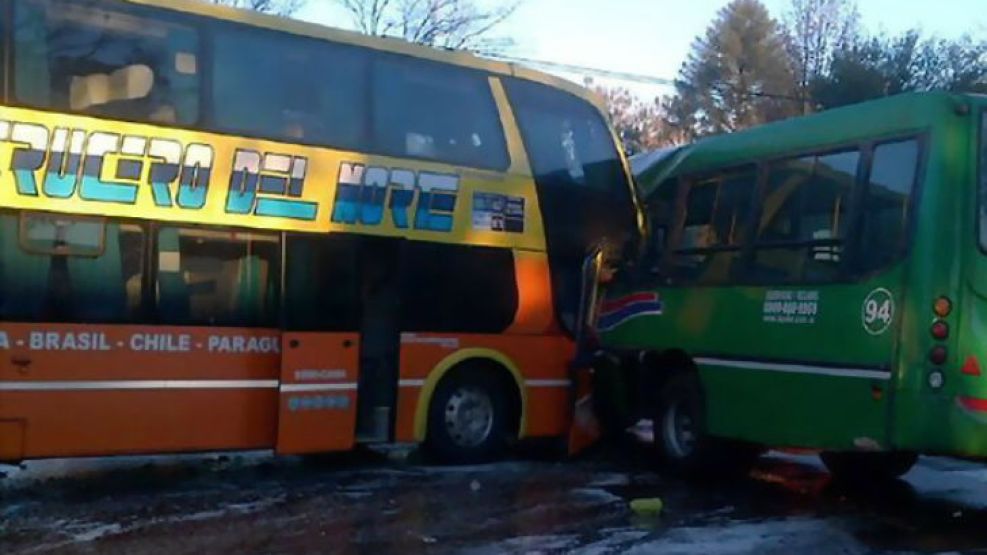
300;0;986;99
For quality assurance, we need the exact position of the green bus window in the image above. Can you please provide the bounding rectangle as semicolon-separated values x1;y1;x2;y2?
982;113;987;250
284;235;361;332
212;26;368;150
749;150;859;284
858;139;919;273
0;213;144;323
372;57;508;170
670;167;755;284
155;228;280;328
14;0;200;125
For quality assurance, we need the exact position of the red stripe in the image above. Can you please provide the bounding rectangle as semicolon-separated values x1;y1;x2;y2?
602;292;658;313
958;396;987;413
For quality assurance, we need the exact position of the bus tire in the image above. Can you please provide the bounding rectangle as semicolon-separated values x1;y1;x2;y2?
821;451;918;484
654;372;760;477
425;368;511;465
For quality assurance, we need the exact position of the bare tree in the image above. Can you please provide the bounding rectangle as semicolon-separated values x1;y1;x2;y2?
208;0;305;17
785;0;859;111
335;0;521;50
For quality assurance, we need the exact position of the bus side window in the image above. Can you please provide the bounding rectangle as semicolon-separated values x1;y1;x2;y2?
14;0;200;125
981;113;987;249
857;139;920;274
747;150;859;284
668;167;755;285
155;228;280;328
371;57;509;171
0;213;144;323
400;242;518;334
212;25;368;150
284;235;361;332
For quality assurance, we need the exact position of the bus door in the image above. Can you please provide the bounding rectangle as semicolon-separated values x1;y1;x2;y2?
276;235;364;454
353;238;403;443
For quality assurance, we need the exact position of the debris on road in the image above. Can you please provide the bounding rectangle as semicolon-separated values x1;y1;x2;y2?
630;497;665;516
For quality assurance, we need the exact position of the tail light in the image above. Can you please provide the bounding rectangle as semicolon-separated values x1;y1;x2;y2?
931;321;950;340
934;297;953;318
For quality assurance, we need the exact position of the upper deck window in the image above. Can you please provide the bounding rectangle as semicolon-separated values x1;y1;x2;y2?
371;57;509;170
212;24;368;151
14;0;200;125
506;79;625;192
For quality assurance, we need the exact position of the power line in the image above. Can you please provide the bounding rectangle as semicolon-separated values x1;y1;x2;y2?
479;52;803;103
477;52;678;87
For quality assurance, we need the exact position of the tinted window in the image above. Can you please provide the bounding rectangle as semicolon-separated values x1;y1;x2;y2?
156;227;279;327
0;213;144;323
15;0;200;125
981;113;987;249
284;235;360;331
401;242;517;333
668;167;755;284
858;139;919;273
213;25;368;149
747;150;859;284
507;79;625;192
372;57;508;170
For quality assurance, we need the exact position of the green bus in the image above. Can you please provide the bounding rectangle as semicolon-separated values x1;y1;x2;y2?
594;92;987;480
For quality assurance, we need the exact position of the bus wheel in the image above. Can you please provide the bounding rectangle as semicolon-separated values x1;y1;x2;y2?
821;451;918;484
425;369;510;465
655;373;759;477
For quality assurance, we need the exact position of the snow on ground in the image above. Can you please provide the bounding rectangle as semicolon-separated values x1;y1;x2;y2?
5;449;987;553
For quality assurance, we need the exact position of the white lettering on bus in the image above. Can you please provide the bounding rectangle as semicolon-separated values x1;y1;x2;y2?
28;331;112;351
129;333;192;352
207;335;280;354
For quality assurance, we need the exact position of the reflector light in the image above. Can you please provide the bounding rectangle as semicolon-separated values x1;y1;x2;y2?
962;356;982;377
929;370;945;390
934;297;953;318
931;321;950;340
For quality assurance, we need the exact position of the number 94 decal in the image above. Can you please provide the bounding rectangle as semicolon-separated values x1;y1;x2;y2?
862;288;896;335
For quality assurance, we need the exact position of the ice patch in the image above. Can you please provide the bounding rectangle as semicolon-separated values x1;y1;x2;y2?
587;473;631;487
569;488;624;505
69;522;122;542
622;518;865;555
571;528;653;555
906;463;987;509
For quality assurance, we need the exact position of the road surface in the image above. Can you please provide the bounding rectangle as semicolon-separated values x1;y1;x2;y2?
2;443;987;554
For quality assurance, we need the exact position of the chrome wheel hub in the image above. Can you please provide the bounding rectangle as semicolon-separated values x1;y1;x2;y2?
662;402;697;459
444;386;494;448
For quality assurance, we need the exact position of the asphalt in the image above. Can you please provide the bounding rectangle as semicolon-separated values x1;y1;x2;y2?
2;442;987;554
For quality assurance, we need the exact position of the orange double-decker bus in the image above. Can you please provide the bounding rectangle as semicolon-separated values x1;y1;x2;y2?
0;0;641;463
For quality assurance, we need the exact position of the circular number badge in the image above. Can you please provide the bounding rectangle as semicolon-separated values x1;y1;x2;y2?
862;288;895;336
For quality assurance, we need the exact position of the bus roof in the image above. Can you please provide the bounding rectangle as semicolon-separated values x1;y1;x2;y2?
636;92;981;197
125;0;605;111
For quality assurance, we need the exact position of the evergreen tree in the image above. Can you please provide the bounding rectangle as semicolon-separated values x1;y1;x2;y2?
666;0;798;139
811;31;987;109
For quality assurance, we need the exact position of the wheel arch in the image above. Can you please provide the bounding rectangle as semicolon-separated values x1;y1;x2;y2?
413;348;527;443
638;348;700;409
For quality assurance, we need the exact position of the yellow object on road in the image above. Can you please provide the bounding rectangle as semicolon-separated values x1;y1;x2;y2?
630;498;665;516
